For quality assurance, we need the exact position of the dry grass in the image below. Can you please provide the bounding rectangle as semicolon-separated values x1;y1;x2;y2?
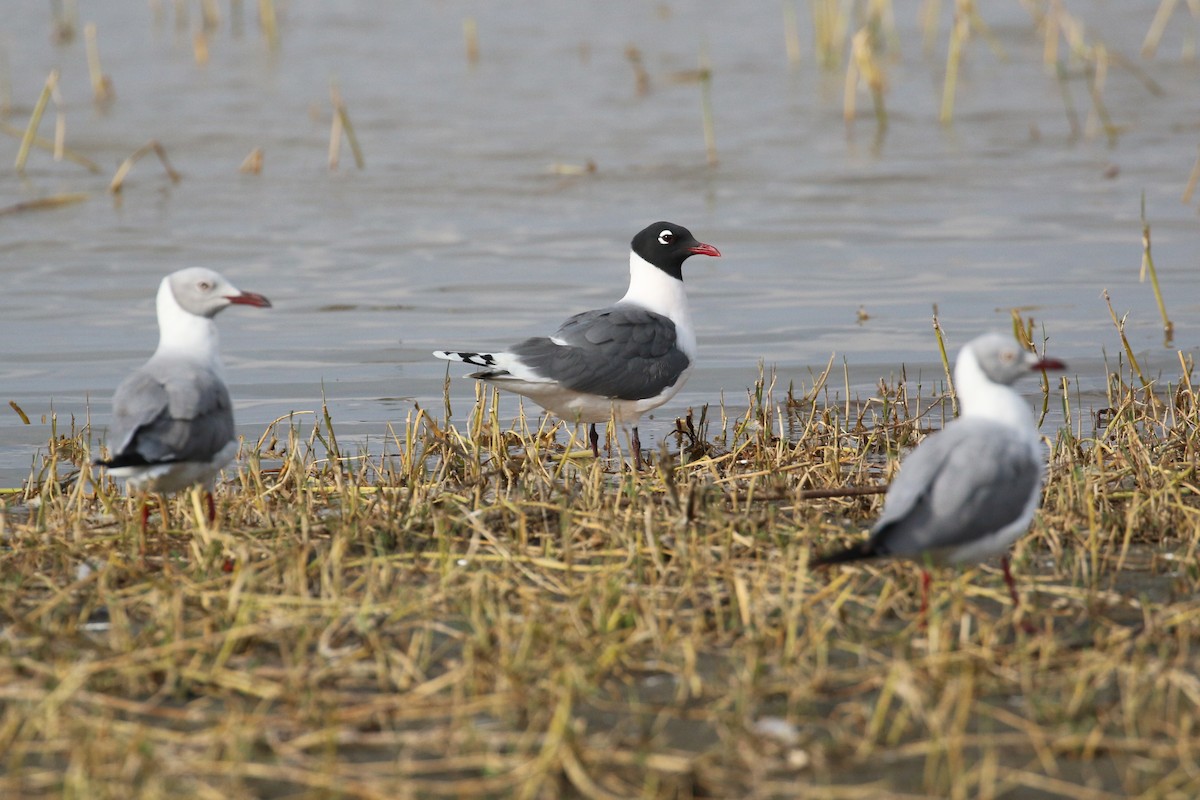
3;347;1200;800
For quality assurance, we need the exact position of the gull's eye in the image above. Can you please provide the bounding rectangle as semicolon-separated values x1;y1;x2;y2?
658;230;675;245
1000;349;1017;363
198;280;212;292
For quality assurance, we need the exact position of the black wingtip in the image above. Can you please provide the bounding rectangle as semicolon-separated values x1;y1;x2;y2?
810;541;878;567
94;453;180;469
94;454;145;469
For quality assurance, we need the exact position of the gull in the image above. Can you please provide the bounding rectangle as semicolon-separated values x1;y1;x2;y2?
435;221;720;464
96;267;271;523
812;332;1065;617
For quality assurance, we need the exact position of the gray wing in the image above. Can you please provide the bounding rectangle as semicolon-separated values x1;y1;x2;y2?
505;305;690;401
869;419;1041;556
103;360;235;467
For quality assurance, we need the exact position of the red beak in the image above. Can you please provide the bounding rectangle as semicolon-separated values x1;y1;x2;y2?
1031;357;1065;372
227;291;272;308
689;242;721;258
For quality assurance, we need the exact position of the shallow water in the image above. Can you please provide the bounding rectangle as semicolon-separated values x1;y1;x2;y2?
2;2;1198;485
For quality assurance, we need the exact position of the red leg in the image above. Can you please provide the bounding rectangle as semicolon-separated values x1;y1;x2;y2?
205;490;216;523
1001;555;1036;634
919;569;931;628
1001;555;1021;608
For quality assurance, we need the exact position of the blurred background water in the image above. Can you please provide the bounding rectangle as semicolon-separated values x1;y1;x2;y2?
1;1;1198;485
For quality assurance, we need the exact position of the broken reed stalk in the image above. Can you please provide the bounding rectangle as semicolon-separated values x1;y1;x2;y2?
200;0;220;31
931;307;956;415
14;69;58;175
0;121;99;173
328;81;364;171
1107;50;1165;97
844;32;860;131
1139;195;1174;346
1182;143;1200;205
1055;62;1081;141
1009;310;1034;350
962;0;1005;60
939;1;968;126
51;0;77;43
84;23;114;105
463;17;479;65
1010;312;1054;422
239;147;263;174
797;485;886;500
1040;1;1060;67
698;46;717;167
1102;289;1148;388
1141;0;1179;59
625;45;649;96
0;193;88;218
811;0;847;70
193;29;210;65
8;400;30;424
258;0;278;49
109;140;182;193
50;75;65;162
920;0;941;56
327;107;342;169
845;26;887;135
1086;44;1117;146
782;0;802;67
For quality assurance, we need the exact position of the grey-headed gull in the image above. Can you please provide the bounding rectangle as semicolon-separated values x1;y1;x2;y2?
96;267;271;521
812;332;1065;616
435;221;720;464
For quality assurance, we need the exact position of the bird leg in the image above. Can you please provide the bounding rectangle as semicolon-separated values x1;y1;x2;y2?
1001;555;1037;634
205;490;216;523
136;492;166;533
589;423;600;458
919;569;932;623
631;426;643;469
1000;555;1020;608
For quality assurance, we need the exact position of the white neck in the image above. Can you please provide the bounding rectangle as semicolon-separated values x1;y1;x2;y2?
152;276;223;373
954;348;1034;433
618;252;696;358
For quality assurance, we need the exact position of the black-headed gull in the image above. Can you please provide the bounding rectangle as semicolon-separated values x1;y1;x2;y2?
435;221;720;464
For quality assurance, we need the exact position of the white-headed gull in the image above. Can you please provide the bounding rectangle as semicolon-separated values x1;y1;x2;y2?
96;267;271;521
435;221;720;464
812;332;1065;616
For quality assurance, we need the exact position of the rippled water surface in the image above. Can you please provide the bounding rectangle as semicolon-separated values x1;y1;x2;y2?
2;2;1198;484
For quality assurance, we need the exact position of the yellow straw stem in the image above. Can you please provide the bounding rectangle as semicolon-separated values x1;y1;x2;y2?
1139;195;1174;346
15;69;58;174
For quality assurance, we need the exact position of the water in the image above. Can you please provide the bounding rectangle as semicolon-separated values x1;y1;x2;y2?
2;2;1198;485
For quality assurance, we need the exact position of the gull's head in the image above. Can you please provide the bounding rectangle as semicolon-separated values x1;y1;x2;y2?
166;267;271;318
964;332;1065;387
630;221;720;281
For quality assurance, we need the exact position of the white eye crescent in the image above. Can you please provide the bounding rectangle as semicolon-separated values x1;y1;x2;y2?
658;230;675;245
